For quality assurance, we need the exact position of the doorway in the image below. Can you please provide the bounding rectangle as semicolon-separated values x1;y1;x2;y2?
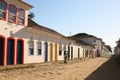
17;39;24;64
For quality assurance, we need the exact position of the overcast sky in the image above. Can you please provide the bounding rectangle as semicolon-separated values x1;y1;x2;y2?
24;0;120;48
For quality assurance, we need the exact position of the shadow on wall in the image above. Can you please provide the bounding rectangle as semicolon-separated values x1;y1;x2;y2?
85;57;120;80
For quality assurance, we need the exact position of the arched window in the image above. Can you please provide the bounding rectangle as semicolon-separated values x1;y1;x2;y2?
8;5;17;22
18;8;25;25
0;1;7;19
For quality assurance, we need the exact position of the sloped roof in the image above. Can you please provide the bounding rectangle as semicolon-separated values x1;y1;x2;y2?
68;37;93;46
27;19;65;37
27;20;96;47
72;33;101;40
78;39;93;46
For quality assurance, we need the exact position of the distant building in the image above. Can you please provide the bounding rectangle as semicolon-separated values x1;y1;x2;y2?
114;39;120;57
70;33;110;57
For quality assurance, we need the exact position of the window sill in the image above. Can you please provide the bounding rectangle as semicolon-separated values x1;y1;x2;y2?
18;22;25;26
0;18;6;21
37;54;42;56
8;20;16;24
28;54;34;56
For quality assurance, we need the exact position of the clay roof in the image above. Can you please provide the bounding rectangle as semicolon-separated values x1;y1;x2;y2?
27;19;65;37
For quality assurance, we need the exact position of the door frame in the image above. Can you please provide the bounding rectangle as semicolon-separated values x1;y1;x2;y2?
71;46;73;60
55;44;57;61
50;43;53;61
7;37;16;65
0;35;5;66
17;39;24;64
44;42;48;62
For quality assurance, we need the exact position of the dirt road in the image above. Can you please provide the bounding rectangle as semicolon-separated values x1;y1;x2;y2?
0;58;112;80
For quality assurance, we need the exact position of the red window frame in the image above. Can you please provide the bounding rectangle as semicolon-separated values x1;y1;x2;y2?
8;4;17;23
0;0;7;20
18;8;25;25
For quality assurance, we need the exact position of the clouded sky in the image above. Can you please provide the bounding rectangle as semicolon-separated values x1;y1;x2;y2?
24;0;120;48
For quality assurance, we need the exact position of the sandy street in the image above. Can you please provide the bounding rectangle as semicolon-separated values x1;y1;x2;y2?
0;58;110;80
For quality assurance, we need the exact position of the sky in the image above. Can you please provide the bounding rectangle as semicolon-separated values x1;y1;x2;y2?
24;0;120;48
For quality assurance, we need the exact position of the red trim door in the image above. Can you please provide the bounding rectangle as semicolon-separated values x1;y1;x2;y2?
17;39;24;64
7;37;15;65
0;36;5;66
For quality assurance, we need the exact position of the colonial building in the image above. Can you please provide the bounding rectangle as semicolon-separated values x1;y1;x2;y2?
114;39;120;57
26;19;87;63
70;33;109;57
0;0;32;66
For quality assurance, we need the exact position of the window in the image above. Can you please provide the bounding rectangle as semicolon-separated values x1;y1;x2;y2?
0;1;7;19
37;41;42;55
28;39;34;55
63;45;66;51
18;9;25;25
8;5;17;22
59;44;62;56
63;45;66;56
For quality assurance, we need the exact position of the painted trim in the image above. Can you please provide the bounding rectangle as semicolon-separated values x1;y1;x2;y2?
0;35;6;66
7;37;16;65
8;4;17;24
18;8;25;26
0;1;27;26
55;44;57;61
0;0;8;21
44;42;48;62
50;43;53;61
16;38;24;64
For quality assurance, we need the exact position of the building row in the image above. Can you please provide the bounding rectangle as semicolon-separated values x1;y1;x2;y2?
0;0;110;66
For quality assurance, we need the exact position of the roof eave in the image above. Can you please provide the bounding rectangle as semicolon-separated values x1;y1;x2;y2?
19;0;33;8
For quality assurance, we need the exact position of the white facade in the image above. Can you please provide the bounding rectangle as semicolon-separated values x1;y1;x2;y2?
0;0;95;66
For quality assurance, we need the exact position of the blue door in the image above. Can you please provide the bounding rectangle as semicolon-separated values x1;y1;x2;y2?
68;47;70;60
45;42;48;62
0;38;3;65
7;39;14;65
17;40;23;64
71;47;73;60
